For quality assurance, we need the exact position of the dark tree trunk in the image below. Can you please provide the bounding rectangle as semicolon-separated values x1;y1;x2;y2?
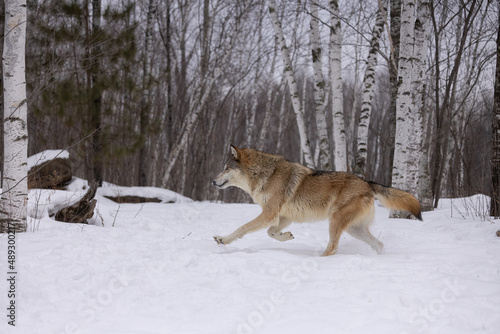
0;0;4;189
91;0;103;186
491;1;500;218
139;0;157;186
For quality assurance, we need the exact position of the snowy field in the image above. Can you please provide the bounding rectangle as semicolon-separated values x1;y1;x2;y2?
1;180;500;334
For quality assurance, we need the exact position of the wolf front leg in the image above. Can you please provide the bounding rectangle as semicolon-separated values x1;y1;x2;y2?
214;211;278;245
267;217;294;242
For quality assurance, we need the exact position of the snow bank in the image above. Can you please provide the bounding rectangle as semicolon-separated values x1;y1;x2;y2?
28;188;92;220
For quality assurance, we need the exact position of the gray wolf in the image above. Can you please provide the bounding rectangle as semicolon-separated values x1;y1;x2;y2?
212;146;422;256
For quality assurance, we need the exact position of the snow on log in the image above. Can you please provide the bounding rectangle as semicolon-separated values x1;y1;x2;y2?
97;184;193;204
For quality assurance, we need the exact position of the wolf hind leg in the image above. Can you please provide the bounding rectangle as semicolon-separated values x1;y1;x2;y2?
346;225;383;254
267;217;294;242
346;205;383;254
322;196;374;256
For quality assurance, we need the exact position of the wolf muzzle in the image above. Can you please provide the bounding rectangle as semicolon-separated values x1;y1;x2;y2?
212;180;227;188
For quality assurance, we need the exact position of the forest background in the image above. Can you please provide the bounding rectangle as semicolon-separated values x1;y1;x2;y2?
0;0;498;210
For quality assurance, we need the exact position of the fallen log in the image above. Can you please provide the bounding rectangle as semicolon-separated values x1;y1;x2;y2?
28;157;72;189
104;195;162;204
55;181;98;224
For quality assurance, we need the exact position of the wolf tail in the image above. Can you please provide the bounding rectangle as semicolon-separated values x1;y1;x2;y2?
368;181;423;221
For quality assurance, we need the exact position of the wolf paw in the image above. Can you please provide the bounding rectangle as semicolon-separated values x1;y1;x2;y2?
373;241;384;255
213;236;226;245
276;232;294;242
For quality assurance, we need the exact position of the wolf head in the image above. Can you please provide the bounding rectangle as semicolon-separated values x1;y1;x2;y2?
212;145;249;191
212;145;283;194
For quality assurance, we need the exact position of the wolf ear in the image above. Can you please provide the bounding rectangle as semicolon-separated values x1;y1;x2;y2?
230;145;240;160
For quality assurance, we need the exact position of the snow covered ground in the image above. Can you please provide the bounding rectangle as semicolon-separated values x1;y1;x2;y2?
1;181;500;334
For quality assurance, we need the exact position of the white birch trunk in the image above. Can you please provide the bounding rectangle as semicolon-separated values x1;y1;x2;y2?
310;1;331;169
409;0;430;199
390;0;416;218
355;0;387;177
329;0;347;172
391;0;415;191
300;76;308;166
268;0;314;167
276;81;288;152
1;0;28;233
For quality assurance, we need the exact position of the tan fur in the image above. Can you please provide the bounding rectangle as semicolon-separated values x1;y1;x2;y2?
212;146;422;256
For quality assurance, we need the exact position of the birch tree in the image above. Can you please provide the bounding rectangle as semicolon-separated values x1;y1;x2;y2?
276;81;289;153
403;0;432;204
391;0;416;218
412;0;433;211
390;0;432;217
329;0;347;171
1;0;28;233
268;0;314;167
310;1;331;169
355;0;388;177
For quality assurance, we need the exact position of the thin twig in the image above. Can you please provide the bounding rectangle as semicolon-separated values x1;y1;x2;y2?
112;204;121;227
